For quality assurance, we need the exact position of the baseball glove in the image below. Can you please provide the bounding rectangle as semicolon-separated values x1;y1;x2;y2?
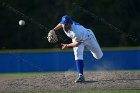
47;30;58;43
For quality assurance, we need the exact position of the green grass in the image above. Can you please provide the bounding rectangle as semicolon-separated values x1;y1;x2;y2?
0;70;140;77
42;89;140;93
0;72;47;78
0;72;66;79
2;89;140;93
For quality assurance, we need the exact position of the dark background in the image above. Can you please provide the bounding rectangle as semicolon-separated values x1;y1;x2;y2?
0;0;140;49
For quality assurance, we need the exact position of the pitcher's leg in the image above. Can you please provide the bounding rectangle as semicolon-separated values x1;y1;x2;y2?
73;44;84;60
73;44;84;75
73;44;85;82
90;46;103;59
86;34;103;59
75;60;84;76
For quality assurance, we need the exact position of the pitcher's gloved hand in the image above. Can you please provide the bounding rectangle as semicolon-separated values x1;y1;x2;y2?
47;30;58;43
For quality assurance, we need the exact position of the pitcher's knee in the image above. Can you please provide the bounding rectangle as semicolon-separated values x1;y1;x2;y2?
75;55;83;60
95;52;103;59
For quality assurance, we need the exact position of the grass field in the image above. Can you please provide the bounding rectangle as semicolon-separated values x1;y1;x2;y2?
0;70;140;78
41;90;140;93
0;70;140;77
1;89;140;93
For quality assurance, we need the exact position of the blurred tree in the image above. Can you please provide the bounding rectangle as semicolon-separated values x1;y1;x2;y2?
0;0;139;49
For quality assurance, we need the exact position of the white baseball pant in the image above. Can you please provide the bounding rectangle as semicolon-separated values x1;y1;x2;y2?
73;30;103;60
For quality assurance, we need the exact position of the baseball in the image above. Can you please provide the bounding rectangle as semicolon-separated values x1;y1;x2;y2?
19;20;25;26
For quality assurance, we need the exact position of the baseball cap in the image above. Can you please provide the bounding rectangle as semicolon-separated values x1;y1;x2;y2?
60;15;73;24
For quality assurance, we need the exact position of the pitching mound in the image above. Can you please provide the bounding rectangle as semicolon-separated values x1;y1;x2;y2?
0;71;140;92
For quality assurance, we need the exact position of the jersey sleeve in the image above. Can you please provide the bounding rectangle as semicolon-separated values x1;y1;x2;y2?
72;36;79;42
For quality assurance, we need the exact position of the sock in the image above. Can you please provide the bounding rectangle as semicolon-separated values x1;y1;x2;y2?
75;60;84;76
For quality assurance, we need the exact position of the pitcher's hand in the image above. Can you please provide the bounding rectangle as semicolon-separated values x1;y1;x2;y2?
61;44;68;50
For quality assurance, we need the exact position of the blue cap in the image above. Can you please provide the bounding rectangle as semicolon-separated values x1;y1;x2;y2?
60;15;73;24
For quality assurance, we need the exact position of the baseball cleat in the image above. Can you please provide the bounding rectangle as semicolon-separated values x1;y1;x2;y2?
75;75;85;83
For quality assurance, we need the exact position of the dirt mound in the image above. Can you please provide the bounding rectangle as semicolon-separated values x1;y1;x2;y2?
0;71;140;92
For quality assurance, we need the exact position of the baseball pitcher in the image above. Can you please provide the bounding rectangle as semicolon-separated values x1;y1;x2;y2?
48;15;103;83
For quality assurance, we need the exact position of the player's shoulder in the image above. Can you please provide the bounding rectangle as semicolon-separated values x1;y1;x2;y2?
72;22;83;28
72;22;87;30
73;21;81;26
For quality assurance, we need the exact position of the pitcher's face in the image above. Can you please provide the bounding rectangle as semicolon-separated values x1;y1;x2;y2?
62;24;71;31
